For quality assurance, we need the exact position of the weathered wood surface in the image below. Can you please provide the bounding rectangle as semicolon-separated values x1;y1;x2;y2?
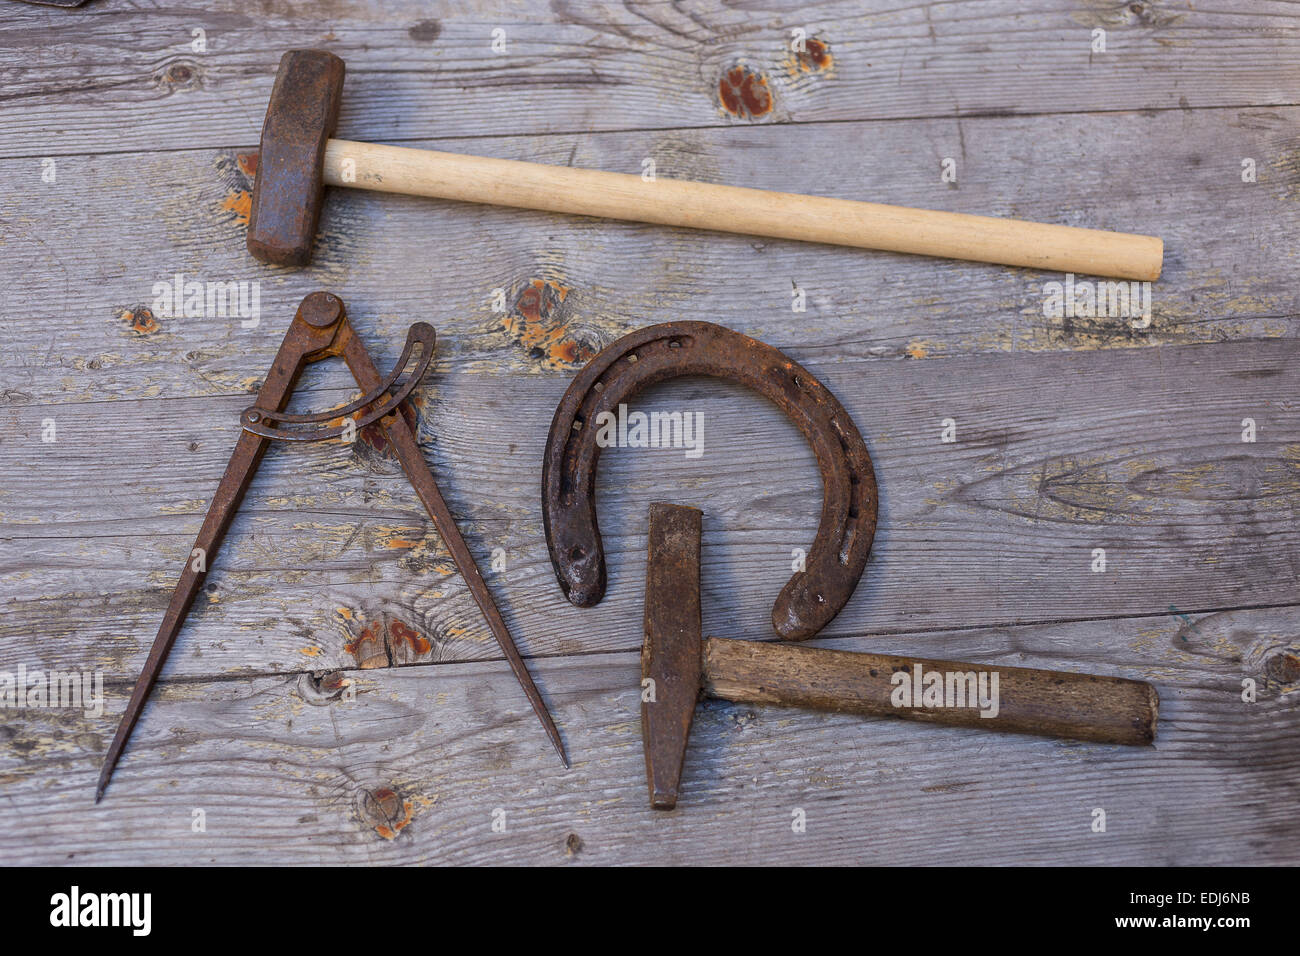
2;0;1299;154
0;611;1294;865
3;339;1299;679
1;0;1297;865
4;106;1297;406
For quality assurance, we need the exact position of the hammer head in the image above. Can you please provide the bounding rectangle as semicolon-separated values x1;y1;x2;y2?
247;50;345;267
642;503;705;810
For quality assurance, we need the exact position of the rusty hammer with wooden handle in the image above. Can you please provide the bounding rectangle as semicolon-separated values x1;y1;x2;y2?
642;503;1158;811
247;50;1163;279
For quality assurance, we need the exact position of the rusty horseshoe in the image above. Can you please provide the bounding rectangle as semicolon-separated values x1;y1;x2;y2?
542;320;878;641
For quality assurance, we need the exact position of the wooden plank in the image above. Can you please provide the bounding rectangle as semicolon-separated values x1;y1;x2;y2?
3;338;1297;678
3;0;1298;869
3;1;1298;157
1;106;1296;408
0;609;1294;865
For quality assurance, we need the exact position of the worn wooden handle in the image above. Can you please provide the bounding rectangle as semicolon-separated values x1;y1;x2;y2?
702;638;1158;746
323;139;1163;280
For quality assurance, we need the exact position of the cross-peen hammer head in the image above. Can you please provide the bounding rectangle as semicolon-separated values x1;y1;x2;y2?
247;50;346;266
640;501;1161;811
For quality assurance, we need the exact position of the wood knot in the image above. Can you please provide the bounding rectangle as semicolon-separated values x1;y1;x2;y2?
296;670;351;705
350;402;419;462
118;305;159;336
1263;649;1300;688
791;38;833;74
500;278;600;369
718;65;773;119
338;608;436;668
356;787;412;841
409;19;441;42
158;60;202;90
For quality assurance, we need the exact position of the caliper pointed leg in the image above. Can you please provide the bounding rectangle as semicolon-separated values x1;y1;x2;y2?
339;331;568;768
98;430;270;802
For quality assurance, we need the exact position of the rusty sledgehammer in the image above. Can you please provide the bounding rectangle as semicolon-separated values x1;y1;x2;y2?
642;503;1158;810
247;50;1163;279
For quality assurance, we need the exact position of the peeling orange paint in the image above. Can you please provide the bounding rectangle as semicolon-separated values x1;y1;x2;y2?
719;65;773;119
344;620;388;669
353;403;418;457
215;150;257;230
792;37;833;73
298;646;323;657
120;306;159;335
326;411;366;434
340;611;435;667
220;189;251;226
389;619;432;657
501;278;595;369
362;787;412;840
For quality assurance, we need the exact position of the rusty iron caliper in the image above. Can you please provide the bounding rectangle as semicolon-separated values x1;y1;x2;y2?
542;320;878;641
98;292;567;802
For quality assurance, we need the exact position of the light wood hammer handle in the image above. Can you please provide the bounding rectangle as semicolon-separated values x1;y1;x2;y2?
702;637;1158;746
323;139;1162;280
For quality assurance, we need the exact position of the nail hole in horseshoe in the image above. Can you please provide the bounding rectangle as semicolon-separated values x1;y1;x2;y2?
569;545;585;561
627;353;638;363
